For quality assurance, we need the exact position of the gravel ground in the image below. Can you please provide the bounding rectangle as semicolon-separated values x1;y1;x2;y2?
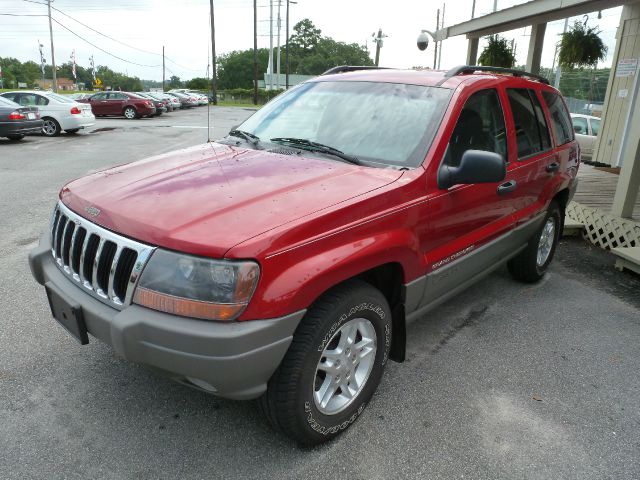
1;107;639;480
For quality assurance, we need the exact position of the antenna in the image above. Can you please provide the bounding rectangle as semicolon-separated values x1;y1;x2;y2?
207;62;211;143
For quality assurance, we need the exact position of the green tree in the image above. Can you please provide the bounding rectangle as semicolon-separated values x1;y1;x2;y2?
217;48;270;89
478;35;516;68
289;19;322;53
185;77;210;90
168;75;182;88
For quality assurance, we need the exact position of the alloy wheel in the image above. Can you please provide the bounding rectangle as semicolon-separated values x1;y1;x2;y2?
536;217;556;267
313;317;377;415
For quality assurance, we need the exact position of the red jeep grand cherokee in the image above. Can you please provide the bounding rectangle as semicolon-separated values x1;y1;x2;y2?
29;66;579;445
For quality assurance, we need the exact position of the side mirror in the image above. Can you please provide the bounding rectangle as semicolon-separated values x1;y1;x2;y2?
438;150;506;189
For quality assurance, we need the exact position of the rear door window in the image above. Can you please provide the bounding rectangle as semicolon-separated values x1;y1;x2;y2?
590;118;601;136
542;91;574;145
507;88;551;158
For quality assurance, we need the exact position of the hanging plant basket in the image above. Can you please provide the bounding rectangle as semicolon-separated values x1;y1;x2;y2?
477;35;516;69
558;21;607;69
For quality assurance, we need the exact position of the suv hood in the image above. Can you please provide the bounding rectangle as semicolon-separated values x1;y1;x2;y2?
61;143;403;257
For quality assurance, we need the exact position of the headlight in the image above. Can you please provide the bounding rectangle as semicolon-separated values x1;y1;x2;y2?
133;249;260;321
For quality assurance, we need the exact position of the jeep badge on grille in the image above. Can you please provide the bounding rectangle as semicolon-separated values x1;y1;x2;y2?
85;206;101;217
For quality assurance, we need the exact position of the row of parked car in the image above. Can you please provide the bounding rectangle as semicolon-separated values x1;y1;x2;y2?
0;89;209;139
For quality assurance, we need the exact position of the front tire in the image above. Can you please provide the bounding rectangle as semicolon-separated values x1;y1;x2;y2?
508;201;562;283
42;117;61;137
123;107;137;119
260;279;392;445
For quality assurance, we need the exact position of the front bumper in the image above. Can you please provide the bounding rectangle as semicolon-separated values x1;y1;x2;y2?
29;235;304;400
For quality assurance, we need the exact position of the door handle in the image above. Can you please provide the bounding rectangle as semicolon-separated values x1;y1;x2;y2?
497;180;517;195
546;162;560;173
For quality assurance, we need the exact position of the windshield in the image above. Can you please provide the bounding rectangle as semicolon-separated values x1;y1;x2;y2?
238;80;451;168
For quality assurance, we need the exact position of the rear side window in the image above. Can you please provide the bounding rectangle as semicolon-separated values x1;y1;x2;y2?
591;118;600;136
507;88;550;158
542;91;574;145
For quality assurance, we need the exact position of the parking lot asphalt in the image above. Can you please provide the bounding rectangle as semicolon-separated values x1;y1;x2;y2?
1;107;639;480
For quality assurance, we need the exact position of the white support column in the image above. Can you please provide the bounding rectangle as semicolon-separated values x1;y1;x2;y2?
525;23;546;74
611;62;640;218
466;37;479;65
593;3;640;168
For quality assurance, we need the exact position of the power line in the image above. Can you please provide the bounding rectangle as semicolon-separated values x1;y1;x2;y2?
0;13;47;16
20;0;204;72
51;17;162;68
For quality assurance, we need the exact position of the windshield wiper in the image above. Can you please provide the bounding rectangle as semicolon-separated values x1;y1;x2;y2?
270;137;362;165
229;129;261;148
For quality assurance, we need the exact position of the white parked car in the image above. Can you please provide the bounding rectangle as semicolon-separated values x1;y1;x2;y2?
0;90;95;137
169;89;208;105
570;113;601;161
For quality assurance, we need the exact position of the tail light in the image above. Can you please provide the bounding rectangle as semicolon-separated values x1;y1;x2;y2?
70;106;81;115
8;111;25;120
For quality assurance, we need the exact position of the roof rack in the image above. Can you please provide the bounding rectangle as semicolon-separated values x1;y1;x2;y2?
442;65;550;85
321;65;390;76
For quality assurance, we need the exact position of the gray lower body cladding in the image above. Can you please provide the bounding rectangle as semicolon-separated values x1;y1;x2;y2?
29;234;305;400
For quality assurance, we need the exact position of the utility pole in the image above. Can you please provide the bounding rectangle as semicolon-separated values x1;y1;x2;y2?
285;0;290;89
209;0;217;104
285;1;297;89
253;0;258;104
269;0;274;91
437;3;445;70
493;0;498;12
372;29;387;66
471;0;476;19
47;0;57;92
276;0;281;90
162;46;165;92
434;9;439;69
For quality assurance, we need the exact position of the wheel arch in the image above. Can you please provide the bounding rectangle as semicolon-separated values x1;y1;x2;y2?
353;263;407;363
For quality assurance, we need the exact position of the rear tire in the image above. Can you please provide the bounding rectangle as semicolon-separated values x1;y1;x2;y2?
123;107;137;119
260;279;392;446
42;117;61;137
508;201;562;283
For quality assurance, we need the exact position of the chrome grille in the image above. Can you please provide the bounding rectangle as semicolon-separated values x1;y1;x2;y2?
50;202;155;309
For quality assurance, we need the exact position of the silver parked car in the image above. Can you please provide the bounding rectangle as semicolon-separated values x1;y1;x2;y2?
1;90;95;136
